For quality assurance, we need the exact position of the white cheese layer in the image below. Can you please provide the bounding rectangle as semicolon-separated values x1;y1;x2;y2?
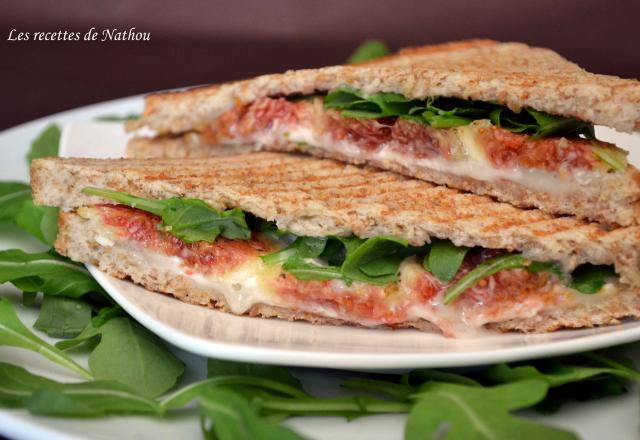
251;120;599;195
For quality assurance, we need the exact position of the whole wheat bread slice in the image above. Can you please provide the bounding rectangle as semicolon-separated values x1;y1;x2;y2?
132;40;640;134
31;153;640;286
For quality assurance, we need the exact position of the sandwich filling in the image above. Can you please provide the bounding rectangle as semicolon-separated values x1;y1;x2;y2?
202;92;629;199
76;188;623;337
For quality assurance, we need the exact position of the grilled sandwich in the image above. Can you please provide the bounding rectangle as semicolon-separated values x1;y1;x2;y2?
31;153;640;337
128;39;640;226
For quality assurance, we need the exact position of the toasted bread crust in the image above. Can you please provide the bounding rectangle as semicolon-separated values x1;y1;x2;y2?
55;211;640;335
31;153;640;286
127;134;640;226
134;40;640;134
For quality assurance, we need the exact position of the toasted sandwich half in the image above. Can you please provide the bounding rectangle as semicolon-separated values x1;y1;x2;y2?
31;153;640;337
127;39;640;226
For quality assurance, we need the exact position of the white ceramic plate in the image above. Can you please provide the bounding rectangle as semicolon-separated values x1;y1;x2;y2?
1;95;639;440
53;97;640;370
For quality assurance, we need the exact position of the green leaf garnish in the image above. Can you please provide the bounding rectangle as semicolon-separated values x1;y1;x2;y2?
443;254;526;304
82;187;251;243
405;380;578;440
485;361;640;388
592;144;627;172
0;249;105;298
570;264;616;294
323;90;595;139
281;260;344;281
26;124;61;164
88;317;185;398
0;362;159;416
0;298;93;379
261;236;328;265
0;182;31;222
424;239;469;282
198;388;306;440
341;236;411;285
33;296;92;339
94;113;140;122
207;358;303;389
346;39;390;64
14;197;59;245
54;321;102;352
263;234;415;285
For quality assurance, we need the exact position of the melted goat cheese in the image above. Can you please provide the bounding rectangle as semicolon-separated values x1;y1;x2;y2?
253;120;599;195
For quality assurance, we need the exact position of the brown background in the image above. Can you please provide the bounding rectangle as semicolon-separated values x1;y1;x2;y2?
1;0;639;130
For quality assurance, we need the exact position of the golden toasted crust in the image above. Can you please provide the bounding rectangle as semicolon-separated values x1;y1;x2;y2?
31;153;640;286
55;211;640;335
133;40;640;134
127;133;640;227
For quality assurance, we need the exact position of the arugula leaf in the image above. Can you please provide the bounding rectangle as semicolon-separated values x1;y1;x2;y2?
485;362;640;388
483;352;640;413
0;362;59;408
0;362;159;416
592;144;627;172
14;197;59;245
88;317;184;398
582;351;640;380
28;381;160;417
404;369;482;387
22;291;38;307
198;388;306;440
341;236;412;285
281;260;344;281
536;377;627;414
33;296;92;338
256;395;410;419
82;187;251;243
346;39;390;64
261;236;328;265
324;236;364;263
54;321;101;351
0;182;31;222
26;124;61;164
325;89;418;119
341;378;413;401
527;260;564;281
324;89;365;110
421;110;474;128
0;249;105;298
443;254;526;304
207;358;303;390
406;380;577;440
424;239;469;282
0;298;92;379
570;264;616;294
442;251;614;303
91;304;125;327
94;113;140;122
161;376;309;411
323;90;595;139
263;234;421;285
